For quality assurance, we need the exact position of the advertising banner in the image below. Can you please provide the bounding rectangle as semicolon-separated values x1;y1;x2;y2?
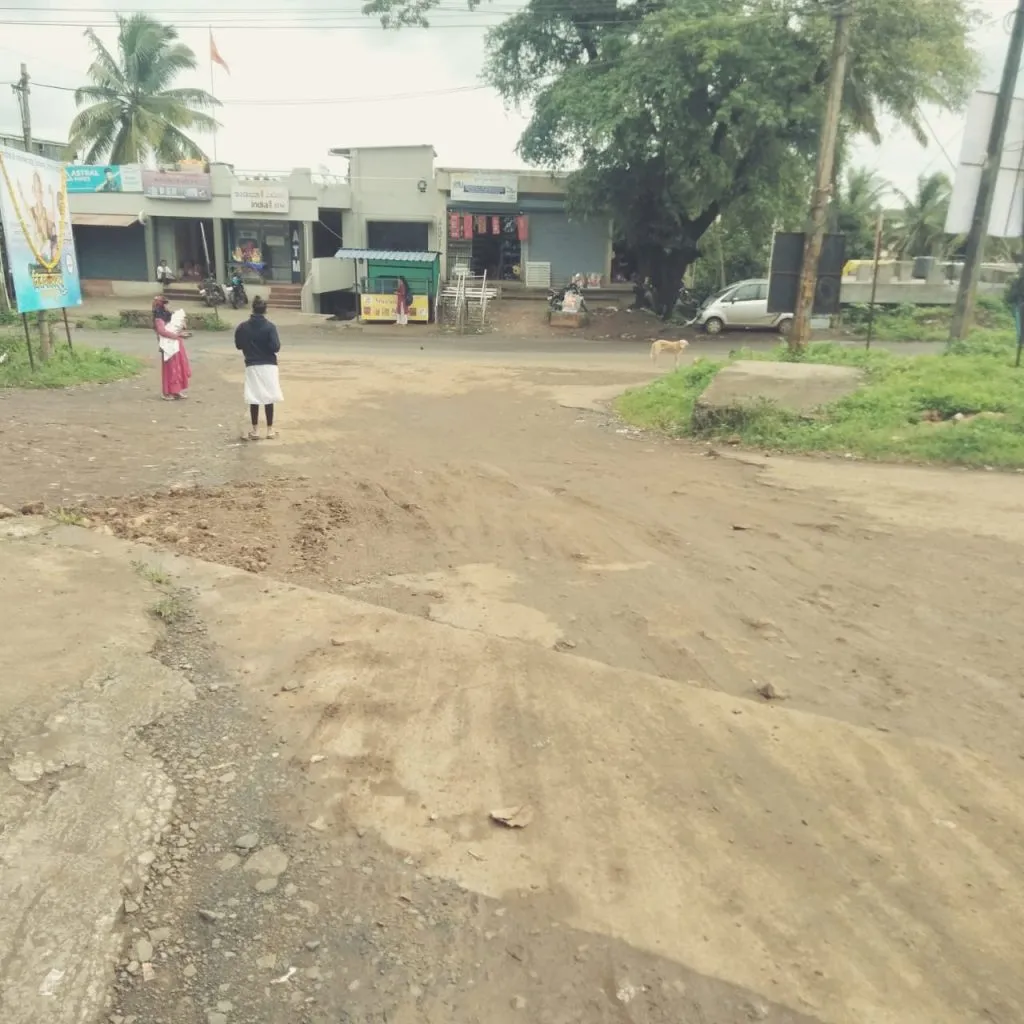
360;292;429;323
231;183;289;214
142;168;212;200
0;146;82;313
450;172;518;204
65;163;143;193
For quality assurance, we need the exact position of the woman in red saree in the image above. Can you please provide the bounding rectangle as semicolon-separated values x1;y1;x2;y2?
152;296;191;400
395;276;410;326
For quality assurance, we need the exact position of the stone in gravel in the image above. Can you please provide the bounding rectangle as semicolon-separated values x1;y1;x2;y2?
183;965;197;978
197;908;222;923
254;877;278;893
348;980;361;992
305;967;322;981
242;845;289;877
207;1014;227;1024
304;940;321;951
123;900;139;914
150;927;171;944
234;833;259;851
256;955;277;971
0;505;16;519
216;853;242;871
216;1001;233;1013
135;939;154;963
511;996;527;1010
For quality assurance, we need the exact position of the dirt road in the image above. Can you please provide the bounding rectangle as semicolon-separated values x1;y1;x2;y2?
2;337;1023;1024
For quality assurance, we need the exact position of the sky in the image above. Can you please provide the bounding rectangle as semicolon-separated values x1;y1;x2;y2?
0;0;1020;193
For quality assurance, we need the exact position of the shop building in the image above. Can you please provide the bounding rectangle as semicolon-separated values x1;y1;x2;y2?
436;167;611;289
66;162;349;308
63;144;611;311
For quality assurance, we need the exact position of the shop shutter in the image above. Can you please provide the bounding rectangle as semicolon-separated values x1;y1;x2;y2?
523;212;607;286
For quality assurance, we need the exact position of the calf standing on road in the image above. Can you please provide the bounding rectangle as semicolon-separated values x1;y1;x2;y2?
234;297;284;440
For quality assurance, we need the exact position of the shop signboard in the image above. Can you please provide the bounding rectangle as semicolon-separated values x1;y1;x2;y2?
64;163;143;193
142;168;212;200
450;172;518;204
0;145;82;313
360;292;429;323
231;182;289;214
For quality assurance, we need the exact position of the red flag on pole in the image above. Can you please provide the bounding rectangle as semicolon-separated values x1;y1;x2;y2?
210;31;230;74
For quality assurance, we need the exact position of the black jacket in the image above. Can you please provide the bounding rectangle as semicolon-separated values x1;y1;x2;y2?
234;314;280;366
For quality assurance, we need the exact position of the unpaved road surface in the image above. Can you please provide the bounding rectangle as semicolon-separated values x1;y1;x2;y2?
1;337;1023;1024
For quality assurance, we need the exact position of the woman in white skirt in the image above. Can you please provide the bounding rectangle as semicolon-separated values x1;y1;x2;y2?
233;296;284;440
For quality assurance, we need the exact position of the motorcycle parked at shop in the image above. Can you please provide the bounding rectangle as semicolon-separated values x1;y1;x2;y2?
199;275;227;307
229;272;248;310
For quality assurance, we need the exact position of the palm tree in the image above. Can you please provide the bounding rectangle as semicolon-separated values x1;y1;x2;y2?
68;14;220;164
832;166;890;259
890;172;953;259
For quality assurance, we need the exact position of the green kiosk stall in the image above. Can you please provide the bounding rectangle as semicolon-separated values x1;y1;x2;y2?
334;248;441;323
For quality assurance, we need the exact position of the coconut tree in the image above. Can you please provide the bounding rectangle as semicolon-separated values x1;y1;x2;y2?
890;172;953;258
67;14;220;164
832;167;890;259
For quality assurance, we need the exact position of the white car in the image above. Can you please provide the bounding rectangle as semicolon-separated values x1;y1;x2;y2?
694;278;793;336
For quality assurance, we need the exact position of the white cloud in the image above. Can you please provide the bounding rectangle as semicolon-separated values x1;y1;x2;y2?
0;1;532;172
0;0;1016;195
850;0;1022;198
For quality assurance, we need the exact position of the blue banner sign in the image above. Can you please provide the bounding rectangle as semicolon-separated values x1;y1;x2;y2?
64;163;143;194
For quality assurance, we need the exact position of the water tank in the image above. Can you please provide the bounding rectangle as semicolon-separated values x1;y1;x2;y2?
912;256;934;279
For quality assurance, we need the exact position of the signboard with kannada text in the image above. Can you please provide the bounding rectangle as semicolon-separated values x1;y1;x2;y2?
231;183;289;214
0;145;82;313
450;172;518;204
360;292;429;323
142;168;212;200
65;163;143;193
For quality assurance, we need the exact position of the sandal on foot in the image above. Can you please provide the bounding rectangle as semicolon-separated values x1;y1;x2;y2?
265;429;278;440
247;430;261;441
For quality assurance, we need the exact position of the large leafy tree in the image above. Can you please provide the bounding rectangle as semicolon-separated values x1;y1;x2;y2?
365;0;977;316
68;14;220;164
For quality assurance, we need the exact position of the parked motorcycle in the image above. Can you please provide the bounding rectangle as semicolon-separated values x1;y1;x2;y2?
229;272;248;310
547;281;586;313
198;276;227;307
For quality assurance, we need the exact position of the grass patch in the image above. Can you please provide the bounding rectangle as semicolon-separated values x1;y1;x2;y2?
150;593;187;624
617;332;1024;468
0;333;143;389
841;294;1014;343
50;506;87;526
132;560;173;587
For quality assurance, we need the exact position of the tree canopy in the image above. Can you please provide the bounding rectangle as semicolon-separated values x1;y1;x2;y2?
68;14;220;165
365;0;978;315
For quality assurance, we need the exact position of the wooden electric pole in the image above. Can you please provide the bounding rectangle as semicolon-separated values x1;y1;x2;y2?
949;0;1024;342
12;63;53;360
790;1;853;351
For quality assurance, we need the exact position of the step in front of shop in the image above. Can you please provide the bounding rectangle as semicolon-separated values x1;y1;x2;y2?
268;285;302;310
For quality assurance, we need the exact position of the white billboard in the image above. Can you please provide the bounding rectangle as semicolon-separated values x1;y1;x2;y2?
945;90;1024;238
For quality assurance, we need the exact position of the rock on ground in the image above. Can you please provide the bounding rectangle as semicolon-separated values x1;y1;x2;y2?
692;360;864;430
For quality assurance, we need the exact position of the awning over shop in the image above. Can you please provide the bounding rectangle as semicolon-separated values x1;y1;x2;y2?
334;248;439;262
71;213;140;227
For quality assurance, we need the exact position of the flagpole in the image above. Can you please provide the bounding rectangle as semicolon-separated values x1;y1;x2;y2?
209;27;218;162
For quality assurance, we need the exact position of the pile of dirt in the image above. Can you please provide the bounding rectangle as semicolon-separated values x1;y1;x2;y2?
80;479;434;587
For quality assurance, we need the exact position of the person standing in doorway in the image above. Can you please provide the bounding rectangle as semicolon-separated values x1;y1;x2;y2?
395;275;410;326
234;296;283;440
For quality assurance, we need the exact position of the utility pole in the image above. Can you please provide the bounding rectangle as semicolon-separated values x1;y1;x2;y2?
12;63;52;360
949;0;1024;341
790;1;853;351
